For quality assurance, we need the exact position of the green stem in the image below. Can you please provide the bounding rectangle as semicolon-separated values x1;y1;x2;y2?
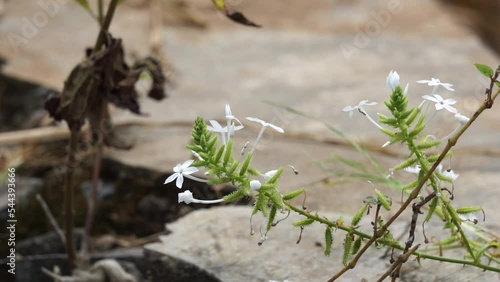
287;201;500;274
323;87;500;281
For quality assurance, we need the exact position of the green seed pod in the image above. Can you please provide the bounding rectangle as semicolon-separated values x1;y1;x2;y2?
416;139;441;150
425;197;440;222
375;189;392;211
283;188;305;200
214;145;225;163
456;206;483;215
228;161;239;175
223;140;233;166
343;233;353;266
324;227;333;256
351;237;362;255
266;167;284;184
267;205;277;231
223;189;246;202
392;157;418;171
351;204;368;226
292;217;315;227
239;153;253;176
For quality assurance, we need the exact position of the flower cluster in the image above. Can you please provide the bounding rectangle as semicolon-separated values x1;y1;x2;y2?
164;104;287;204
164;104;306;243
341;70;477;227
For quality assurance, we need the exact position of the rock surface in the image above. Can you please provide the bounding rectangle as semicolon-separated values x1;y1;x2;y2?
1;0;500;281
145;206;498;282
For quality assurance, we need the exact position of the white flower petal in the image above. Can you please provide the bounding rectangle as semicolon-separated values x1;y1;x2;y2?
422;95;438;103
382;141;391;148
342;105;355;112
164;173;179;184
443;98;456;105
442;169;459;181
181;159;195;168
175;174;184;188
403;83;409;96
246;117;266;125
208;120;224;132
268;123;285;133
443;104;458;113
441;83;454;91
182;166;199;175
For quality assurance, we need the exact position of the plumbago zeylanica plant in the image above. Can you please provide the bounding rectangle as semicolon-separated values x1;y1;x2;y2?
165;65;500;281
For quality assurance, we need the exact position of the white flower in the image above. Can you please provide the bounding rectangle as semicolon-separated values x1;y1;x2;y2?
164;160;206;188
246;117;284;133
386;70;400;91
246;117;284;153
386;70;409;95
263;169;278;180
225;104;241;124
342;100;377;118
225;104;243;141
178;190;195;204
417;78;454;92
342;100;382;129
178;190;224;205
422;94;457;113
454;113;469;124
404;165;421;174
440;167;459;181
207;120;243;144
250;180;262;191
434;164;459;181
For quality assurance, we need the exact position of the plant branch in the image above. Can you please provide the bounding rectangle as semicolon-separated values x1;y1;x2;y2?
36;193;65;245
324;87;500;281
375;244;420;282
63;128;79;269
93;0;119;52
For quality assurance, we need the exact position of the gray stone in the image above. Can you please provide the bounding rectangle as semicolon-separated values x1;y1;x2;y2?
145;206;498;282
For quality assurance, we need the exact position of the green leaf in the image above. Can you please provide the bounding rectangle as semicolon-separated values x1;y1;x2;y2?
324;227;333;256
474;63;494;78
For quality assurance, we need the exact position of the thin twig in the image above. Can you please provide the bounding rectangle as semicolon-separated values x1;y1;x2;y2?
81;98;106;256
36;193;65;245
63;129;79;269
375;244;420;282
